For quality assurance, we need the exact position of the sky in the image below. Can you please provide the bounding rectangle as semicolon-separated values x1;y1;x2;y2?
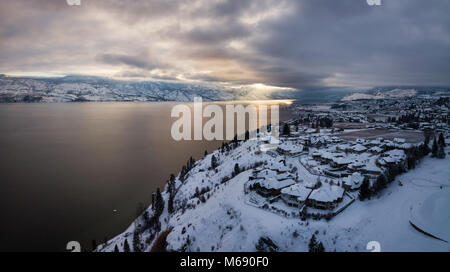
0;0;449;90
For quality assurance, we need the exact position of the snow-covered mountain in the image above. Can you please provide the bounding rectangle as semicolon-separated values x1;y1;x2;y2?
97;138;450;252
341;89;418;101
0;75;240;102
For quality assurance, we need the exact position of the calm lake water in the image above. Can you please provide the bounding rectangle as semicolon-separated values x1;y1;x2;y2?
0;101;291;251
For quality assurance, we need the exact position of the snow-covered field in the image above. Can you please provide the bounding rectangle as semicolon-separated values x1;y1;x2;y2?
98;140;450;252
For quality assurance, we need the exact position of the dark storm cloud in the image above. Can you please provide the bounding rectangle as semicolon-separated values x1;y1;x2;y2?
248;0;450;87
98;53;167;70
0;0;449;88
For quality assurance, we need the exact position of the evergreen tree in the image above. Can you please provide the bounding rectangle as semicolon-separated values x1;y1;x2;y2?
133;231;142;252
168;174;176;213
282;123;291;136
245;130;250;141
359;177;371;201
234;163;240;176
431;137;438;157
211;155;218;169
316;242;325;252
438;133;446;147
123;239;130;252
114;244;119;252
154;187;164;216
308;235;325;252
308;234;317;252
437;144;446;159
373;174;387;194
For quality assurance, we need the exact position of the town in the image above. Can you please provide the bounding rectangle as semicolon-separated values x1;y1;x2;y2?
245;95;449;221
98;94;450;253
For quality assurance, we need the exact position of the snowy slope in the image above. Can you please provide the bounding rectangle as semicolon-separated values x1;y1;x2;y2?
98;140;450;252
341;89;418;101
0;75;238;102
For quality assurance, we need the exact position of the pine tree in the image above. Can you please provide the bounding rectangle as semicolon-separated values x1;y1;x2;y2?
168;174;176;213
316;242;325;252
155;187;164;216
308;235;325;252
359;177;370;201
282;123;290;136
133;231;142;252
123;239;130;252
114;244;119;252
373;174;387;194
211;155;218;169
437;144;446;159
431;137;438;157
308;234;317;252
438;133;446;147
234;163;240;176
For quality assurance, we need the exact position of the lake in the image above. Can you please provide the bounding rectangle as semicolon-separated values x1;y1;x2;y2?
0;101;291;251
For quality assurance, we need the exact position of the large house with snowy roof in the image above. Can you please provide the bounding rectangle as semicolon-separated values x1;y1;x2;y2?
276;142;305;156
307;184;345;210
342;172;364;191
351;144;367;154
377;149;407;167
253;178;296;197
280;184;312;208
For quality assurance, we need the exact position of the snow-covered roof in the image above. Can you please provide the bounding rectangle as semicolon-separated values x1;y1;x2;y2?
281;184;312;201
269;161;290;172
343;172;364;190
352;144;367;152
309;184;344;203
370;146;383;153
380;149;406;164
277;142;304;154
254;169;294;180
332;157;352;165
369;139;382;145
255;178;296;190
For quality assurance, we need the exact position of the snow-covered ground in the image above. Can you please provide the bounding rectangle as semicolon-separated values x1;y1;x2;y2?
342;89;418;101
98;140;450;252
0;75;237;102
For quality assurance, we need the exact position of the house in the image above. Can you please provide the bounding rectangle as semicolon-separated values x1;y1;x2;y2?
330;157;352;169
351;144;367;153
369;146;383;154
347;161;365;172
280;184;312;208
377;149;406;167
361;164;383;175
307;184;345;210
393;138;406;144
342;172;364;191
253;178;296;197
251;169;294;181
277;142;304;156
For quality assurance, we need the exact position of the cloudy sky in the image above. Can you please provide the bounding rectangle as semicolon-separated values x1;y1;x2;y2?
0;0;449;90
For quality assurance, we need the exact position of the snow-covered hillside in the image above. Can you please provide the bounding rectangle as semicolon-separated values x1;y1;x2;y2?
341;89;418;101
0;75;238;102
97;138;450;252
